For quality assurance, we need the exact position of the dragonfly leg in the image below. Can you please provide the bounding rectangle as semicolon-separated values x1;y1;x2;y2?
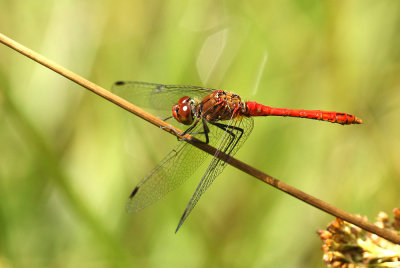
159;123;203;143
200;118;210;144
162;115;174;121
179;118;211;144
211;122;244;158
160;124;184;137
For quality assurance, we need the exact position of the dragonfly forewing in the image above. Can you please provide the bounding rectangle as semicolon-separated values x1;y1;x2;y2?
112;81;215;119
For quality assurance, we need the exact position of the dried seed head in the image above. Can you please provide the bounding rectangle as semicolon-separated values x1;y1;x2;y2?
318;209;400;267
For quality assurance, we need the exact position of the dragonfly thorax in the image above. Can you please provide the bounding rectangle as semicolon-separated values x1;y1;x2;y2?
172;96;197;125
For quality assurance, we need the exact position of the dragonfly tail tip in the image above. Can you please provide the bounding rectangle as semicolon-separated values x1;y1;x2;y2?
355;117;363;124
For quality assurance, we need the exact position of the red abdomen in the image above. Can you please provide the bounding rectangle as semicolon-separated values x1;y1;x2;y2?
245;101;362;125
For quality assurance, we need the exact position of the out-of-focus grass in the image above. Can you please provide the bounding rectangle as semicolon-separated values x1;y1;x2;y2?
1;0;399;267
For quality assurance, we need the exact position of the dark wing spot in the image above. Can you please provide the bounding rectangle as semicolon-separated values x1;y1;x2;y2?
115;81;125;86
129;186;139;199
175;209;188;233
155;85;165;92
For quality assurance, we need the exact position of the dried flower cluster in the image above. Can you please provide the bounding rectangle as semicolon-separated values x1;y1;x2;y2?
318;208;400;267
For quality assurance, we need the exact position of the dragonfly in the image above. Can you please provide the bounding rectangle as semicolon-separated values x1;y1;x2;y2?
112;81;362;232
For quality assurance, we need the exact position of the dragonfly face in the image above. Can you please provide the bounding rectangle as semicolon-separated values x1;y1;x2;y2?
172;96;196;125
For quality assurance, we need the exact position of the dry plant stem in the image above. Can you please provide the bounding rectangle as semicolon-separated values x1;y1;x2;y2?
1;32;399;245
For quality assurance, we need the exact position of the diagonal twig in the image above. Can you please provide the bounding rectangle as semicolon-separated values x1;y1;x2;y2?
1;32;399;245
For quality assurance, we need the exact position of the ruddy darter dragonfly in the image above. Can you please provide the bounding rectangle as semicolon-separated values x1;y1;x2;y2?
112;81;362;232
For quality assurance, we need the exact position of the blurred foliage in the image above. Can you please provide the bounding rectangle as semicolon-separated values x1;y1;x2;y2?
0;0;399;267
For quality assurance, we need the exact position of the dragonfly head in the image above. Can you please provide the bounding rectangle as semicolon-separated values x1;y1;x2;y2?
172;96;194;125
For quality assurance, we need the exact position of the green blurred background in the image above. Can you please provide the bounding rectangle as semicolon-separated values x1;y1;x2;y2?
1;0;399;267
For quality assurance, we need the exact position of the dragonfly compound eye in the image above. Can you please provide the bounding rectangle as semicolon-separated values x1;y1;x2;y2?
172;102;193;125
177;96;191;105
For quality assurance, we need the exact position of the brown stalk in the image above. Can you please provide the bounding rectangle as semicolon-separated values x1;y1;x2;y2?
1;32;399;245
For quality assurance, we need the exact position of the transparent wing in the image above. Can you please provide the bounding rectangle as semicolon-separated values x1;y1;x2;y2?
175;116;254;232
126;123;210;212
111;81;216;118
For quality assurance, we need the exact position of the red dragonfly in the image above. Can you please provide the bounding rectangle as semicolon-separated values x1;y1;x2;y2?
112;81;362;232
